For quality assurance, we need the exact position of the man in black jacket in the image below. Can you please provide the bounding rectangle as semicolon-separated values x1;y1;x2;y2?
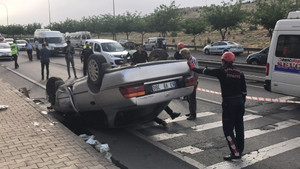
64;40;77;78
188;52;247;161
131;44;148;65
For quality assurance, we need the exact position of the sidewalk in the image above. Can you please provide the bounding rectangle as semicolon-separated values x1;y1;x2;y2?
0;79;119;169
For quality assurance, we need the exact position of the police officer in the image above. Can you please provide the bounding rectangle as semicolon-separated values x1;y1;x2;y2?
81;42;93;76
188;52;247;161
11;40;19;69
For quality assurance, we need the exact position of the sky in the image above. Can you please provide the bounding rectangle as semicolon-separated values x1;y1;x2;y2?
0;0;234;27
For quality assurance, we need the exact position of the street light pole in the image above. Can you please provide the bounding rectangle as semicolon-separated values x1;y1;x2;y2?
48;0;51;27
0;2;8;25
296;0;299;10
113;0;116;40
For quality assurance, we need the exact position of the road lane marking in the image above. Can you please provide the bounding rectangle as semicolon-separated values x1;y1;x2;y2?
206;137;300;169
245;119;300;139
165;112;216;123
174;146;203;154
196;97;259;114
149;133;186;141
191;114;262;132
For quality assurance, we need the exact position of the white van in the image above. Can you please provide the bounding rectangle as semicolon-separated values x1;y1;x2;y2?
86;39;128;67
264;11;300;97
66;31;91;47
34;30;67;56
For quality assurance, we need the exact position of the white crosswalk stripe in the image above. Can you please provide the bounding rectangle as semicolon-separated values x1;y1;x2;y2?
174;146;203;154
149;133;186;141
206;137;300;169
191;114;262;132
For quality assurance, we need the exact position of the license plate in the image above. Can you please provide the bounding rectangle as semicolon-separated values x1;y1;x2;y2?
152;81;177;92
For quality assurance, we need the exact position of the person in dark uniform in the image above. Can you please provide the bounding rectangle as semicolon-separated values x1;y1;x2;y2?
131;44;148;65
63;40;77;78
81;42;93;76
174;42;185;60
188;52;247;161
40;43;50;80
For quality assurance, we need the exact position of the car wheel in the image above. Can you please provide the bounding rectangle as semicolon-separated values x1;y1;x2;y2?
148;49;169;61
234;53;240;56
250;59;259;65
204;49;210;55
87;54;110;93
46;77;64;106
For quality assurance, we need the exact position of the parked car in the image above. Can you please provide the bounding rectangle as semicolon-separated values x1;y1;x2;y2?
16;40;27;51
0;43;13;60
246;47;269;65
143;37;165;51
46;54;194;128
118;39;135;49
4;38;14;45
203;41;244;56
85;39;128;67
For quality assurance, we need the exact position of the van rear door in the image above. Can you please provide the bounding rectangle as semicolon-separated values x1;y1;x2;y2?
268;33;300;97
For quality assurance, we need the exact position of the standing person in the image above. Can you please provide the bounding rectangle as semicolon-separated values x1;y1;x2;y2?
64;40;77;79
131;44;148;65
34;39;40;59
81;42;93;76
26;40;33;61
162;39;167;50
10;40;19;69
40;43;50;80
174;42;185;60
188;52;247;161
180;48;199;120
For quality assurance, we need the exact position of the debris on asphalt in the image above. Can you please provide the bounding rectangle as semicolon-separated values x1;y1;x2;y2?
32;99;45;105
79;134;113;162
0;105;8;110
19;87;30;98
41;111;48;115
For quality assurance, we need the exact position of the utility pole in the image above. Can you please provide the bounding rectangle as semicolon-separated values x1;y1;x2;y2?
48;0;51;28
113;0;116;40
296;0;299;10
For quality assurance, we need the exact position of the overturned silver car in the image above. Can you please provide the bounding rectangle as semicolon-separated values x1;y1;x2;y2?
46;54;194;127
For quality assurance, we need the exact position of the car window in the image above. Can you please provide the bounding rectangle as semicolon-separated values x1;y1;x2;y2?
0;44;10;49
227;41;236;45
276;35;300;59
101;42;124;52
220;42;227;46
94;43;101;52
212;42;219;46
149;39;156;43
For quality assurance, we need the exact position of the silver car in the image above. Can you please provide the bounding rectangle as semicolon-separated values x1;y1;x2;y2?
16;40;27;51
46;54;194;128
0;43;13;60
203;41;244;56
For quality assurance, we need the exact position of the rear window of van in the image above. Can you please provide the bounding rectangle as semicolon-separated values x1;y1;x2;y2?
276;35;300;58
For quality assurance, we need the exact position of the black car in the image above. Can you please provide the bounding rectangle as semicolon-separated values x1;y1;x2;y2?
246;47;269;65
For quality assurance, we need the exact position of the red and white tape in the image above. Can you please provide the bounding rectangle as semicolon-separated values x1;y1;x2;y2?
196;88;300;104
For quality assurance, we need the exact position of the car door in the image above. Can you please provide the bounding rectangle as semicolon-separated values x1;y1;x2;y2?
209;42;219;54
93;42;101;54
217;42;227;54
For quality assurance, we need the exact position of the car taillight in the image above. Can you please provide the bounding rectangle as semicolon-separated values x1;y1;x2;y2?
120;85;145;98
185;77;195;87
266;62;270;76
230;46;236;48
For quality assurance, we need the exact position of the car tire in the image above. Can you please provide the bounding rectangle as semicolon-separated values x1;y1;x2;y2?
250;59;259;65
87;54;110;93
204;49;210;55
46;77;64;106
148;49;169;61
235;53;240;56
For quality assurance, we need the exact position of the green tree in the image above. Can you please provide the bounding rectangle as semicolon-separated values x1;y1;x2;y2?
252;0;294;37
182;18;207;48
203;0;246;40
132;15;151;44
25;23;42;35
149;1;181;37
5;25;25;38
117;12;140;39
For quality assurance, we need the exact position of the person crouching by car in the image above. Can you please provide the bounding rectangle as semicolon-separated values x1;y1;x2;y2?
40;43;50;80
81;42;93;76
188;52;247;161
131;44;148;65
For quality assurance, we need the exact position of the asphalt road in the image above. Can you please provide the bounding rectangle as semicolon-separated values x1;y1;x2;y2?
0;51;299;169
